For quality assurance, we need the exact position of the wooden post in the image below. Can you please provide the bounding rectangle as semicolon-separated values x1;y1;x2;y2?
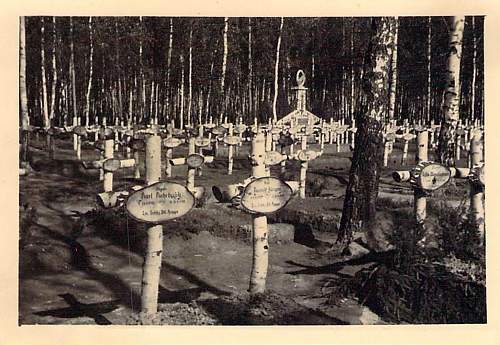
228;123;234;175
187;137;196;191
73;116;78;151
470;131;484;241
249;133;269;294
198;124;204;176
103;139;114;192
141;134;163;316
415;130;428;224
165;125;173;177
299;135;308;199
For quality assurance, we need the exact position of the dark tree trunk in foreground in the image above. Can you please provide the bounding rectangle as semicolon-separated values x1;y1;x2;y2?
337;17;397;245
437;16;465;167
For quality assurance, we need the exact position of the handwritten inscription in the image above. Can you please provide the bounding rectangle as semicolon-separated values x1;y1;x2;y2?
241;177;293;214
417;164;451;191
126;182;195;223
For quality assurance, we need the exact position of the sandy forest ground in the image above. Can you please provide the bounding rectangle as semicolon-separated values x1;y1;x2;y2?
19;133;475;325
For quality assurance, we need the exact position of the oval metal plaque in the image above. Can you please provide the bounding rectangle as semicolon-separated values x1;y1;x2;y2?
297;150;318;161
264;151;285;166
224;136;241;146
235;124;247;133
204;123;216;129
241;177;293;214
126;181;195;223
415;163;451;191
212;126;227;136
186;154;205;168
385;133;396;142
403;133;415;141
103;158;121;172
194;137;211;147
73;126;87;136
163;137;182;148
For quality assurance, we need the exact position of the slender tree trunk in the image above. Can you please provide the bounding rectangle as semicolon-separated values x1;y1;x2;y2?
165;17;173;122
187;23;193;128
426;16;432;123
337;17;397;245
471;16;477;122
139;16;145;123
387;17;398;122
180;54;185;129
115;19;123;123
40;17;50;128
69;17;77;123
20;16;30;166
350;18;355;121
48;16;58;123
220;17;229;121
84;17;94;126
248;18;253;119
437;16;465;166
272;17;284;124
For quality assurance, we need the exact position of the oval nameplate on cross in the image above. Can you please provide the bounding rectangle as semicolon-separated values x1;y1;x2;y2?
412;162;451;192
264;151;286;166
296;150;318;162
103;158;122;172
194;137;211;147
223;136;241;146
126;181;195;223
241;177;293;214
163;137;182;148
186;154;205;168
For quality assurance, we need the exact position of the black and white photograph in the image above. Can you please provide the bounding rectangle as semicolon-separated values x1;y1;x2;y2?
17;14;487;327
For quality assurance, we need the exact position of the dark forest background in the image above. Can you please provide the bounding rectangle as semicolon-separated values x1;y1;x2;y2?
22;16;484;127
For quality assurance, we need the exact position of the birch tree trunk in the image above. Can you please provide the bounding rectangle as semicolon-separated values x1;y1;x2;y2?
337;17;397;246
84;17;94;126
165;18;173;122
426;16;432;123
187;24;193;128
69;17;78;123
179;54;185;130
387;17;398;122
272;17;284;124
40;17;50;128
471;16;477;122
437;16;465;167
49;17;58;123
20;16;30;167
248;18;253;119
220;17;229;121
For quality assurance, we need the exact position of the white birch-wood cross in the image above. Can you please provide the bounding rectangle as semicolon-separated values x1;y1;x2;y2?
169;136;214;199
81;135;135;208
